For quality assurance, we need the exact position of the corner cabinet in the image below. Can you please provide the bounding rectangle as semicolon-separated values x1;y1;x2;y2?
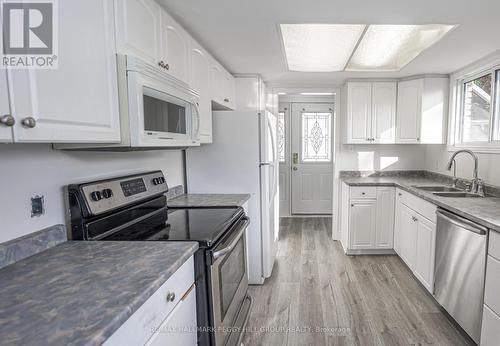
346;82;397;144
396;77;449;144
340;184;395;254
7;0;120;143
104;256;197;346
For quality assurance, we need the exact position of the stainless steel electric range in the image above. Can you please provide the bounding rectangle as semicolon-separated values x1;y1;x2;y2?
66;171;252;346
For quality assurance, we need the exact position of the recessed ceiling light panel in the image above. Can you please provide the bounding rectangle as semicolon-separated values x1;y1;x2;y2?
280;24;366;72
346;24;456;71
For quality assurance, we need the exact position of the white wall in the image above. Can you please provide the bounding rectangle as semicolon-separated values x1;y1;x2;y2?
0;145;184;243
336;144;427;172
425;145;500;186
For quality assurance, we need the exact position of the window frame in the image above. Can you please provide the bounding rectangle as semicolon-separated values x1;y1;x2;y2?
450;61;500;153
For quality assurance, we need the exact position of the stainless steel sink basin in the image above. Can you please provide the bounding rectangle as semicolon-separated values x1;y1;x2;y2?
432;192;482;198
413;185;462;192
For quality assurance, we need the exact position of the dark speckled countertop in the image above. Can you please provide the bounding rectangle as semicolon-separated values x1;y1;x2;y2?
0;241;198;346
341;176;500;232
168;193;251;208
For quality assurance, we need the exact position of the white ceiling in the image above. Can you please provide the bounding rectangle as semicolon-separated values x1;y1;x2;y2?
157;0;500;86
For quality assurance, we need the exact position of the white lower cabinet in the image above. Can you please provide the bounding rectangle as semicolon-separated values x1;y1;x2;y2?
414;216;436;292
394;189;436;293
350;200;377;250
147;285;197;346
104;256;196;346
481;232;500;345
341;184;395;253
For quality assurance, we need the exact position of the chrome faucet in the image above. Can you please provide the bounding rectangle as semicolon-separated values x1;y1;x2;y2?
446;149;484;196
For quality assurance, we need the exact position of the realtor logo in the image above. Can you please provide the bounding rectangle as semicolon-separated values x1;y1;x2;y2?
1;0;58;69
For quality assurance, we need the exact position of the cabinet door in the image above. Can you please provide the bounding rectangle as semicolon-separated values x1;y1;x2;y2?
10;0;120;143
0;70;13;142
115;0;161;65
349;200;377;249
146;286;197;346
161;11;189;84
393;190;403;255
347;82;372;143
189;40;212;143
414;216;436;293
375;187;395;248
396;79;423;143
399;204;417;270
372;82;396;143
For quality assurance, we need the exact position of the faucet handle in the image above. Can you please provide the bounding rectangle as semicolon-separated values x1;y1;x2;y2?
464;182;472;192
475;179;485;196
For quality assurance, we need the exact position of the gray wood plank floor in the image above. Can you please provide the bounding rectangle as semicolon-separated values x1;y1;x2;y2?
242;217;474;346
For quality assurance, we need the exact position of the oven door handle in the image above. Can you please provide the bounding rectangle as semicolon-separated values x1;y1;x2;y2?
212;217;250;260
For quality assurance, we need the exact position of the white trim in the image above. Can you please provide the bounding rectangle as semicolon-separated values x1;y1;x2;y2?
448;50;500;151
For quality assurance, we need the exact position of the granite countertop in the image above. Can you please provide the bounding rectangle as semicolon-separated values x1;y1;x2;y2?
341;176;500;232
0;241;198;346
168;193;251;208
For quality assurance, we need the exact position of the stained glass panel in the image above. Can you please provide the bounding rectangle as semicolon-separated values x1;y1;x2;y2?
278;112;286;162
301;112;331;162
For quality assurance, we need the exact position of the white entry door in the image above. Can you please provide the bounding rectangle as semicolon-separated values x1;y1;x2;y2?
291;103;334;214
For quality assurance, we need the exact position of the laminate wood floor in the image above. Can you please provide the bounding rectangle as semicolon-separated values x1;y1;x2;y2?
242;217;474;346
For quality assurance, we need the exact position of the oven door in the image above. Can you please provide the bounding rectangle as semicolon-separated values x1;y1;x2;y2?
210;217;250;345
127;71;200;147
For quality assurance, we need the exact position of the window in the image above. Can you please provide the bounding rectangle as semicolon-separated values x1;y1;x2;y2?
455;66;500;148
278;112;286;162
301;112;332;162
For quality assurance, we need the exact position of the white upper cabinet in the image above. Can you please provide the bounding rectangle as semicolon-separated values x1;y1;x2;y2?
396;77;448;144
210;58;236;110
371;82;397;143
160;11;190;84
0;70;13;142
189;39;212;143
396;79;423;143
346;82;372;143
346;81;396;144
9;0;120;143
115;0;162;65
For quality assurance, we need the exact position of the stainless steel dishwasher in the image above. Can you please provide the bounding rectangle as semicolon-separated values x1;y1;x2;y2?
434;208;488;344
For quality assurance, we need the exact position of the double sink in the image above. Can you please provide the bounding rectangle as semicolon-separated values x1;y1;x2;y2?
413;185;483;198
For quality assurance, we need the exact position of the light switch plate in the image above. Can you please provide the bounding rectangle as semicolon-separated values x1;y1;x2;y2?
31;195;45;217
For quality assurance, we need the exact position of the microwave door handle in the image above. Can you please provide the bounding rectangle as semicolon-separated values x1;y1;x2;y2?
192;102;201;141
212;217;250;260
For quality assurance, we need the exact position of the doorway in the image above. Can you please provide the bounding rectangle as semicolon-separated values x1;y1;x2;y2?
278;95;336;216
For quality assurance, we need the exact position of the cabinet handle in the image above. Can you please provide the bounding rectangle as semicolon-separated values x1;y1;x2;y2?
398;193;402;196
166;292;176;302
412;216;418;222
416;137;420;141
224;98;229;103
0;114;15;127
21;117;36;128
361;192;365;195
165;63;169;70
158;61;165;68
351;204;354;207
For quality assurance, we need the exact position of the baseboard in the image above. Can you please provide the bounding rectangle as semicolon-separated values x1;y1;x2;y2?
345;248;396;255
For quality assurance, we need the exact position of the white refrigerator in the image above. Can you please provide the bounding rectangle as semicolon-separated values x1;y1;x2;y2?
185;110;279;285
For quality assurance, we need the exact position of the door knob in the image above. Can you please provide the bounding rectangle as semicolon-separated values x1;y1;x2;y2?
21;117;36;128
292;166;298;171
0;114;15;127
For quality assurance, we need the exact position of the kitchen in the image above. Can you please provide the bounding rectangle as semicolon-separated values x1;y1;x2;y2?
1;0;500;345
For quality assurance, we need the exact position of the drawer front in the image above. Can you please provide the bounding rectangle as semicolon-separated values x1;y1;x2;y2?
400;190;437;223
104;256;195;346
350;186;377;199
481;304;500;346
484;255;500;314
489;231;500;261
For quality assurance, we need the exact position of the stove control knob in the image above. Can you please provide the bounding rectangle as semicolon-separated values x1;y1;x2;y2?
159;177;165;184
90;191;103;201
102;188;113;199
152;177;160;185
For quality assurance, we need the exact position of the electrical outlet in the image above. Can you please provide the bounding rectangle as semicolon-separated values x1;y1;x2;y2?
31;195;45;217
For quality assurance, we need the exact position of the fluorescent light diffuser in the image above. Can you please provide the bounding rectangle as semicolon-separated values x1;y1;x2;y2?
280;24;366;72
300;92;334;96
346;24;455;71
